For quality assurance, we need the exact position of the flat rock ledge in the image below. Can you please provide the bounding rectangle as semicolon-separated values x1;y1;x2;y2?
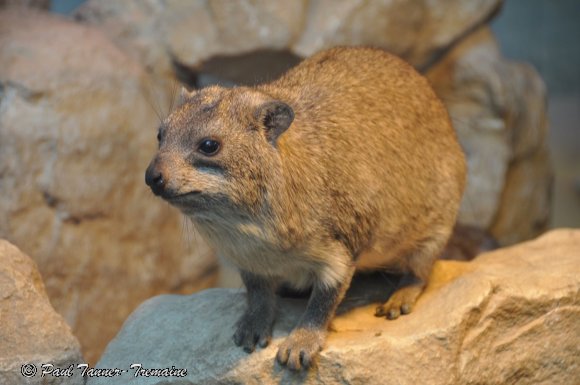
92;229;580;385
0;240;83;385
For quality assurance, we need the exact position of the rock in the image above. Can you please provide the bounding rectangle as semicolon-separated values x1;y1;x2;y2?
426;27;551;238
293;0;501;68
0;10;216;363
74;0;501;74
74;0;306;78
490;147;553;245
486;53;552;244
0;240;84;385
91;229;580;385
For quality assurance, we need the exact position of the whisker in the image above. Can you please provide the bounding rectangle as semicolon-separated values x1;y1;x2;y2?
151;80;167;121
168;79;180;114
140;82;163;124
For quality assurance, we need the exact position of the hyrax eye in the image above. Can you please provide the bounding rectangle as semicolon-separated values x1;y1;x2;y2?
198;139;220;156
156;131;161;142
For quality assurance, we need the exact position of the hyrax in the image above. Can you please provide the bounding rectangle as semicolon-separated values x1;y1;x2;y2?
145;47;466;370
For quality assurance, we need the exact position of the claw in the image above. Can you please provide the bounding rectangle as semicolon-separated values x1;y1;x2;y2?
276;347;289;365
374;306;386;317
401;303;413;315
386;308;400;320
233;311;274;353
377;284;423;320
276;328;324;371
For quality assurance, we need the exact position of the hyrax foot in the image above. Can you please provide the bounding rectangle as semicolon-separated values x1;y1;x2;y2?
233;310;274;353
375;284;423;320
276;328;325;371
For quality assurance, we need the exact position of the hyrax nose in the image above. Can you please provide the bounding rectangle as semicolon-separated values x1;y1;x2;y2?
145;163;165;195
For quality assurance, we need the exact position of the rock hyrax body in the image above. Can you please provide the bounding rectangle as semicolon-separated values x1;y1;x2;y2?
145;47;466;370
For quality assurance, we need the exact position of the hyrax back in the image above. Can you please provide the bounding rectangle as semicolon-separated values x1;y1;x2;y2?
146;47;466;370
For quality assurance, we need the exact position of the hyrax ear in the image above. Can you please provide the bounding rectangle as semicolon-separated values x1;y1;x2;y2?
255;101;294;144
179;86;196;105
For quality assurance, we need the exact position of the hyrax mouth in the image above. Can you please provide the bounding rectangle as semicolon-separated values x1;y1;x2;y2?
162;190;202;202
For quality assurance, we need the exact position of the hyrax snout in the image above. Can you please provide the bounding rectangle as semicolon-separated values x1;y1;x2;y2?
146;47;466;370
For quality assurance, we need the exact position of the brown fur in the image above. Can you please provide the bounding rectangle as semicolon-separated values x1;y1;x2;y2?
146;47;466;369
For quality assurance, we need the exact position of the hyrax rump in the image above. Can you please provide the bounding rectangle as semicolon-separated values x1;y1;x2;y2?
145;47;466;370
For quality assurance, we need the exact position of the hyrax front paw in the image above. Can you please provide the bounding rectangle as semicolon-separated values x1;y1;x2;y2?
276;328;325;371
375;284;423;320
233;310;274;353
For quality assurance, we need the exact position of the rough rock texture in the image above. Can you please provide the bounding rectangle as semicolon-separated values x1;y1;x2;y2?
427;27;551;239
91;229;580;385
0;240;84;385
490;147;553;245
0;10;216;364
74;0;501;75
293;0;501;68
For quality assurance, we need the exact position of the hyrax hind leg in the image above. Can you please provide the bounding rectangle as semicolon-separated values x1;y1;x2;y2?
375;233;448;320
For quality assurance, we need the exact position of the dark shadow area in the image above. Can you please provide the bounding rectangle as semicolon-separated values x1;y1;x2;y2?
336;272;399;315
277;272;399;316
173;49;303;89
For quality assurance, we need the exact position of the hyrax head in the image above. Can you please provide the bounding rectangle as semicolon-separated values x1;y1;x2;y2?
145;86;294;216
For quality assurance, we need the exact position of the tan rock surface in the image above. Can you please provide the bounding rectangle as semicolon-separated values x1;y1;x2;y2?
427;27;551;239
0;240;84;385
293;0;501;67
75;0;306;78
90;229;580;385
490;147;553;245
75;0;501;73
0;10;216;363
